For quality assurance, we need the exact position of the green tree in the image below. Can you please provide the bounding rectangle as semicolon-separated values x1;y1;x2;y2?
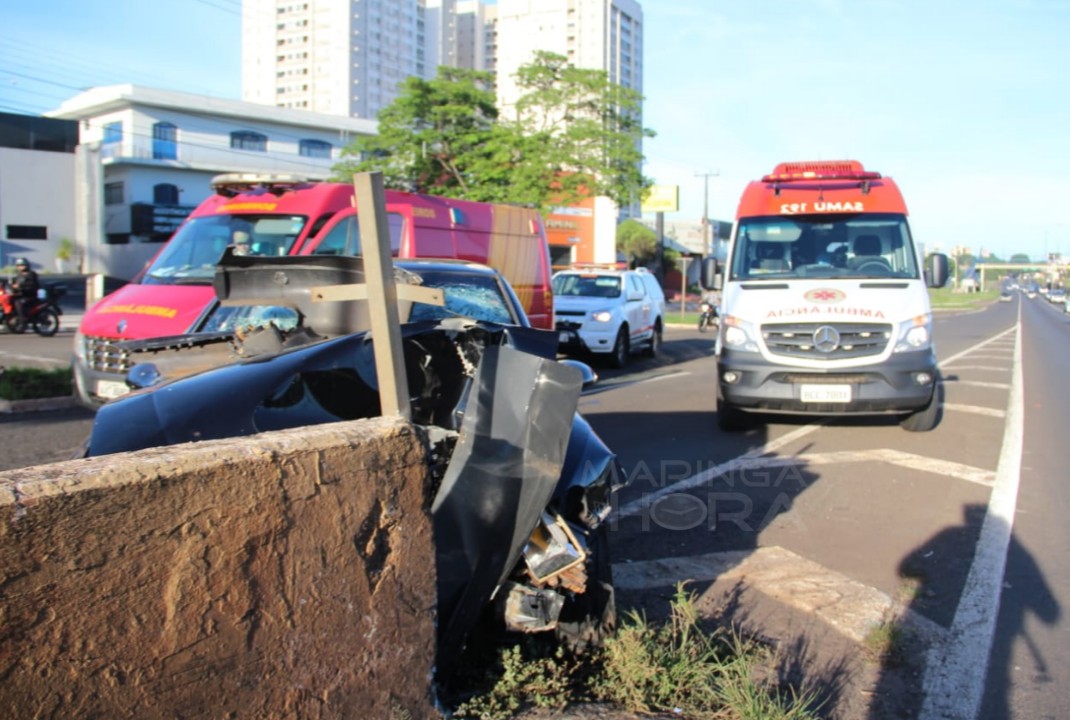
1009;253;1032;263
332;54;655;214
332;68;502;198
616;219;658;265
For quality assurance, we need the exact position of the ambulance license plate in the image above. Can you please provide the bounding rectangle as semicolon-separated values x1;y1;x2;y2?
800;384;851;403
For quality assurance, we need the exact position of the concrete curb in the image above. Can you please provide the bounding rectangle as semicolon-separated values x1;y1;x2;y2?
0;395;81;414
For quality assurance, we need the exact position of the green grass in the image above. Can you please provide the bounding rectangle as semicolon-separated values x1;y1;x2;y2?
927;285;1000;309
0;366;73;400
451;584;819;720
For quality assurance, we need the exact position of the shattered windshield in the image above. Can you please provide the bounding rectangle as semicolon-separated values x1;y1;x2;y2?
197;265;520;335
730;213;919;281
142;215;307;285
405;269;519;325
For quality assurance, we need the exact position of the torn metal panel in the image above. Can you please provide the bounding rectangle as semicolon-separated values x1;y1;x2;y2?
431;344;581;665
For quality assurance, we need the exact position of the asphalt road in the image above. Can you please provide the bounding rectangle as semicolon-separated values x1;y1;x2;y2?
3;297;1068;719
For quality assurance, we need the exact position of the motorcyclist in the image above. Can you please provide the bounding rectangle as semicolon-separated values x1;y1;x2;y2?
10;258;40;332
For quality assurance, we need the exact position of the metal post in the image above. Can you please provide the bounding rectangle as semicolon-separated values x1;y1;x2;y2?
353;172;411;420
695;170;720;258
679;256;689;321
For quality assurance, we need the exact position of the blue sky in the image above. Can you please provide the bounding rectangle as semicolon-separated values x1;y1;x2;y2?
3;0;1068;260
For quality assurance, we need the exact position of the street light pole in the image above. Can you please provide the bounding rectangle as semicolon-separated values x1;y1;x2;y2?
695;170;719;258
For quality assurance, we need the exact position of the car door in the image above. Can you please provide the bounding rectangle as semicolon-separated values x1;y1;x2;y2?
626;274;650;341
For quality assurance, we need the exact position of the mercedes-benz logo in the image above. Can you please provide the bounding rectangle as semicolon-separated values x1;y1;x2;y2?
812;325;840;353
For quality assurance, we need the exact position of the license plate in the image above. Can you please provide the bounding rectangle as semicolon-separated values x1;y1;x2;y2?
96;379;130;400
800;384;851;403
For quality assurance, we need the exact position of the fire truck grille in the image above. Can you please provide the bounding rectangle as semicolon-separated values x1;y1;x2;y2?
85;336;133;374
762;322;892;360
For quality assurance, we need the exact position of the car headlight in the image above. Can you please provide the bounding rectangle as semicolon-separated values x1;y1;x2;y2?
722;315;760;353
894;315;932;353
590;309;614;323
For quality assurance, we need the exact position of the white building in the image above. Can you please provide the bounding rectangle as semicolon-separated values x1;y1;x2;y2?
45;85;376;279
241;0;424;119
494;0;643;112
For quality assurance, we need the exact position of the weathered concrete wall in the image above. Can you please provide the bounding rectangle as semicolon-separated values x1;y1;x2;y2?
0;415;438;719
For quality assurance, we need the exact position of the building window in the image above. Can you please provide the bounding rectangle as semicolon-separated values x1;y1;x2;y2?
102;121;122;145
299;139;333;158
105;233;131;245
6;225;47;241
104;182;124;205
153;122;178;160
153;183;180;205
230;130;268;152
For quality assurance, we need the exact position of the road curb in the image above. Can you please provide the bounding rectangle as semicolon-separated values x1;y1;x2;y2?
0;395;81;415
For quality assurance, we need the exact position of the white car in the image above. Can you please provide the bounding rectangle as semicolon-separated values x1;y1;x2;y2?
552;266;666;367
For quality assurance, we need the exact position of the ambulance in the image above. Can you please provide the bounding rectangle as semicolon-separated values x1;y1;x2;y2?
74;174;554;407
703;160;949;432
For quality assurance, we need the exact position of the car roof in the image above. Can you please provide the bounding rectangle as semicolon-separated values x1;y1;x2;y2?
396;258;502;276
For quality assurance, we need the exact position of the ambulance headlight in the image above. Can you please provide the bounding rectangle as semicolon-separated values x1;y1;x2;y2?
894;315;932;352
722;316;760;353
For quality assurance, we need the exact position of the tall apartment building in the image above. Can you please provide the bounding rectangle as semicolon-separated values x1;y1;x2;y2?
493;0;643;113
241;0;640;120
241;0;423;119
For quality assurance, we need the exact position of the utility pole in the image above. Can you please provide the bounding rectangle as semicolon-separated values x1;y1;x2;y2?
695;170;720;258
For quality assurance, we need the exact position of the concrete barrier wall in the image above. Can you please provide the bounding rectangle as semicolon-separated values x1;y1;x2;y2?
0;415;438;719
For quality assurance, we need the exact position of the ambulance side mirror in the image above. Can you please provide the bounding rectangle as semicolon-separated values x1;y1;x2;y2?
700;257;721;291
926;253;950;289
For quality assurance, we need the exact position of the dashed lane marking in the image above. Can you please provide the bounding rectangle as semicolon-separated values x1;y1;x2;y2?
940;403;1007;419
944;380;1011;390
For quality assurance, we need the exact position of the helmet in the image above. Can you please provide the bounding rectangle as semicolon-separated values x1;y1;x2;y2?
14;258;28;268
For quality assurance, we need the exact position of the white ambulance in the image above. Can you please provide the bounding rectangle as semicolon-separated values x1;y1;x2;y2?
703;160;950;432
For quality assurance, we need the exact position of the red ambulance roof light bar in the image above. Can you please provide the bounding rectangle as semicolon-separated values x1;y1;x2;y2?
761;160;882;183
211;173;312;198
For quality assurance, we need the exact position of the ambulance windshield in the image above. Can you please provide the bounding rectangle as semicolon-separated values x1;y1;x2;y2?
729;213;919;281
142;215;307;285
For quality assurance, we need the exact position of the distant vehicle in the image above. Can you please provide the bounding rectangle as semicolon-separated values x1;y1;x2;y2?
74;174;555;407
701;159;950;433
552;265;666;368
1047;288;1066;304
999;290;1013;303
84;255;622;670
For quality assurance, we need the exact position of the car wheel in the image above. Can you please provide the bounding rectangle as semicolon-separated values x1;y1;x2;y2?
900;386;941;432
555;523;616;652
643;320;662;358
609;326;629;368
716;397;752;432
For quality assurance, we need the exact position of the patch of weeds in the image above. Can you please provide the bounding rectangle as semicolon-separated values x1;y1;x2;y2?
863;619;907;667
450;583;819;720
0;366;73;400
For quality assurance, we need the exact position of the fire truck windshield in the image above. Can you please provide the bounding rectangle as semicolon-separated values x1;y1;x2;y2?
142;214;307;285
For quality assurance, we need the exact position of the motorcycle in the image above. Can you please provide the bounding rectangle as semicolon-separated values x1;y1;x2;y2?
0;280;65;336
697;300;718;332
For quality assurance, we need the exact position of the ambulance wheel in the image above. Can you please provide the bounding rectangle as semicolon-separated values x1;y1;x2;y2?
643;320;662;358
717;398;752;432
901;388;941;432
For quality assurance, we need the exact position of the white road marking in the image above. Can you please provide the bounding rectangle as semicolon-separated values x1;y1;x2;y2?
941;364;1011;372
920;312;1024;719
613;546;948;645
938;326;1017;367
944;380;1011;390
940;403;1007;419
